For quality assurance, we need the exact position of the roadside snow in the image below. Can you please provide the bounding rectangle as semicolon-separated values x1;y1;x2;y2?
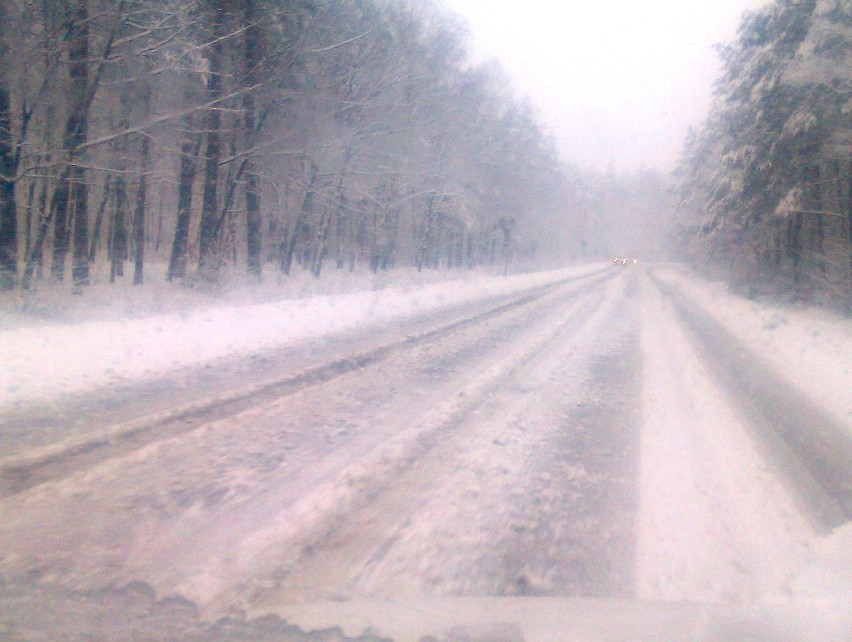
0;265;603;410
0;264;516;329
760;523;852;642
637;268;851;625
635;273;814;605
652;267;852;432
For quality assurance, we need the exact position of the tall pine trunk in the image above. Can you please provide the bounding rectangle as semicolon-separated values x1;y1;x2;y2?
69;0;90;290
417;193;435;272
0;71;16;289
70;168;89;290
130;67;152;286
50;168;73;281
110;177;128;282
846;160;852;307
133;133;149;285
167;133;198;281
243;0;262;280
89;175;112;262
280;163;317;276
51;0;91;285
21;172;50;289
198;0;225;274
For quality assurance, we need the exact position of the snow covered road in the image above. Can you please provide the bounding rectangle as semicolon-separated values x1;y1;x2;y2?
0;265;850;639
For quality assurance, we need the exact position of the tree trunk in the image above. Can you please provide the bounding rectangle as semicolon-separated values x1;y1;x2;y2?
51;0;92;285
36;177;47;279
198;0;225;273
311;205;331;278
417;194;435;272
431;213;444;269
806;163;825;277
21;215;50;290
133;134;149;285
335;195;347;270
24;179;36;258
70;168;89;290
789;212;804;285
245;163;262;278
167;133;199;281
89;175;112;262
50;169;72;281
21;172;50;287
314;158;349;277
455;225;464;268
243;0;262;280
351;202;367;272
0;75;16;290
381;208;399;271
281;164;317;276
846;160;852;307
773;223;782;269
110;177;128;282
155;191;164;252
69;0;90;290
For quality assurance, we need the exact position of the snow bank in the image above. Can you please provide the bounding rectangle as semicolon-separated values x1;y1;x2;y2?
635;274;814;605
0;265;604;409
0;263;534;329
762;523;852;642
652;267;852;432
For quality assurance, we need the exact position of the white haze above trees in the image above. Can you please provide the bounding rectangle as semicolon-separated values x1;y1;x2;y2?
442;0;766;174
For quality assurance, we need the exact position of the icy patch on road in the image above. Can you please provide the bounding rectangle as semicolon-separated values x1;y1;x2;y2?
0;265;603;409
652;267;852;432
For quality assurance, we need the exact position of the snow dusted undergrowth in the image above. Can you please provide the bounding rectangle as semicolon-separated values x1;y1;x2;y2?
0;264;603;409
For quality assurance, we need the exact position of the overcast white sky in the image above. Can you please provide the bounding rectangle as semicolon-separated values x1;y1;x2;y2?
440;0;767;174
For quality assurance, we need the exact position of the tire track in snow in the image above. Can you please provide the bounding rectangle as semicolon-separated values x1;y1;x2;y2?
0;268;615;498
651;273;851;529
635;271;815;605
236;274;639;608
197;277;620;610
0;271;619;610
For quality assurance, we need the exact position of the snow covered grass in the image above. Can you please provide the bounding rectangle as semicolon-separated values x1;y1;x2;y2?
652;266;852;431
0;261;527;329
0;263;605;410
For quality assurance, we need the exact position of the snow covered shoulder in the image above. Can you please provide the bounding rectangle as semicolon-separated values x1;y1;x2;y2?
0;266;602;410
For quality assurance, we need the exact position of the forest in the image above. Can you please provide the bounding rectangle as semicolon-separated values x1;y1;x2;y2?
0;0;849;312
0;0;595;294
676;0;851;309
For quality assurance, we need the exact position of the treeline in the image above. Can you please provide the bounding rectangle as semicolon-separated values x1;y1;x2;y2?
0;0;581;292
675;0;852;307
